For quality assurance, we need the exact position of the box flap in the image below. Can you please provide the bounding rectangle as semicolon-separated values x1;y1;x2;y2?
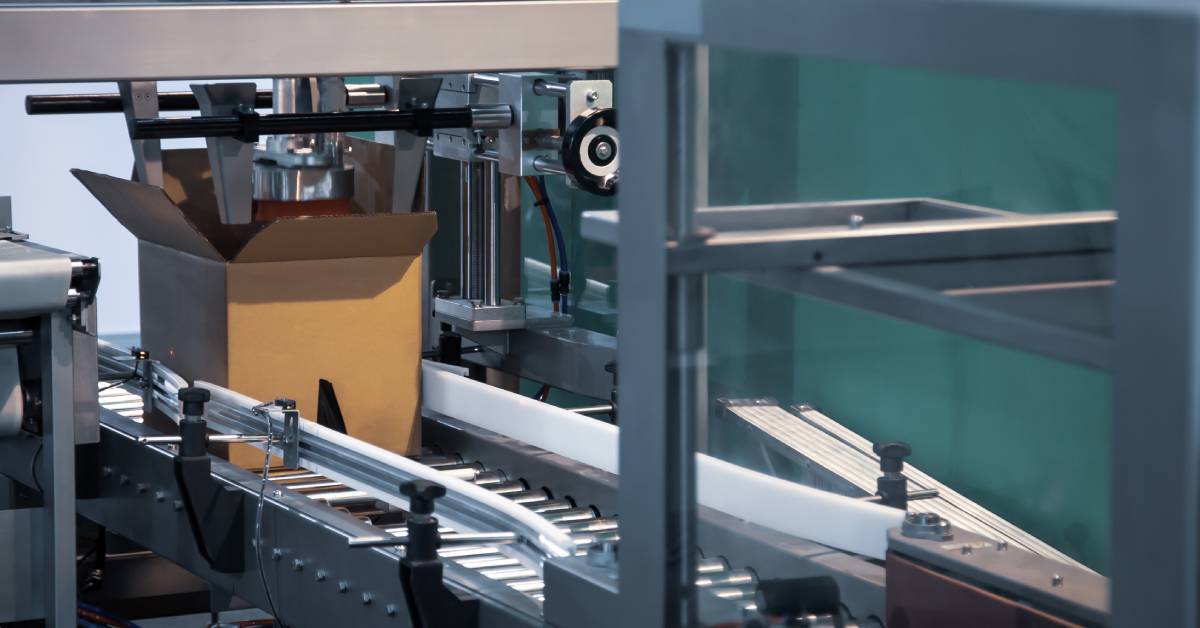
73;168;225;262
232;212;437;263
159;149;264;260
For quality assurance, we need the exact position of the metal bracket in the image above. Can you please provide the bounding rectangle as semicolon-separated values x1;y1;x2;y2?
118;81;163;187
191;83;258;224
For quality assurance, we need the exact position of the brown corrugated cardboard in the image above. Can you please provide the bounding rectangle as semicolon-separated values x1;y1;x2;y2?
73;142;435;465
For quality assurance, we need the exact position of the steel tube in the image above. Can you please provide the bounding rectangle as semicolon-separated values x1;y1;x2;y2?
129;105;511;141
532;156;567;176
533;80;569;97
482;160;501;307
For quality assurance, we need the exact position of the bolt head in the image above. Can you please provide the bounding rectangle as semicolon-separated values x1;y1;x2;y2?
173;499;183;511
338;580;350;593
385;604;398;617
1051;574;1064;587
136;483;148;494
902;512;954;541
272;489;283;498
119;474;129;486
292;559;305;571
102;466;113;477
154;491;166;503
361;592;373;605
315;569;328;582
585;89;599;103
271;548;283;561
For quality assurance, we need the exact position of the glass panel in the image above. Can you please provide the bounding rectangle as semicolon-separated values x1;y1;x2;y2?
696;49;1114;573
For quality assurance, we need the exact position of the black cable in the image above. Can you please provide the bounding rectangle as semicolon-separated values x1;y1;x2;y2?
253;404;284;626
29;442;44;493
97;353;147;393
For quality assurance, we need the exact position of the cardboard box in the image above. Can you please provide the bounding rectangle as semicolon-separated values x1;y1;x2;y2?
74;145;436;464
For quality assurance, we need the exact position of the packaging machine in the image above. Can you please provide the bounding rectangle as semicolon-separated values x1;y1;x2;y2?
3;0;1198;626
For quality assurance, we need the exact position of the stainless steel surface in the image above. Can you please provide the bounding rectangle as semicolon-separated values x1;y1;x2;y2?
498;72;559;176
889;526;1108;624
192;82;257;224
471;104;516;130
0;240;73;318
532;80;569;97
434;297;529;333
118;80;163;187
462;160;483;301
0;347;22;438
901;512;954;542
459;326;615;400
483;160;502;307
250;163;354;202
0;508;43;623
345;83;388;108
390;77;443;214
0;1;617;83
532;156;567;176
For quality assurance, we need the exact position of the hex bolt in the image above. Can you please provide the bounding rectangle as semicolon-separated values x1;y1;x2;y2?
292;559;305;572
154;490;166;503
361;592;373;605
136;483;148;494
102;466;113;478
385;604;398;617
119;474;129;486
586;89;599;103
271;548;283;561
272;489;283;498
1051;574;1064;587
315;569;328;582
338;580;350;593
173;499;183;512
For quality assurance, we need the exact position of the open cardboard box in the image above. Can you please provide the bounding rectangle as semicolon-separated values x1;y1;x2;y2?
74;140;435;464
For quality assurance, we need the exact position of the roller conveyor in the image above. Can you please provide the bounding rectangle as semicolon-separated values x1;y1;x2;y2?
95;366;762;615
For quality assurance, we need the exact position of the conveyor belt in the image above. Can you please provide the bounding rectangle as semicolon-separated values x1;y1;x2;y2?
96;369;761;614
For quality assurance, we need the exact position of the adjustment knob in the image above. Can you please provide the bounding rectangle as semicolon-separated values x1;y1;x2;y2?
401;480;447;516
177;387;210;418
873;441;912;473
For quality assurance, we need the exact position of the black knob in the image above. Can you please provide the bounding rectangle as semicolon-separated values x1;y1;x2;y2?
177;387;210;418
873;441;912;473
401;480;446;516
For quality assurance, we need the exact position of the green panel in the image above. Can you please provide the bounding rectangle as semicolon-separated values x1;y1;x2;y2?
515;51;1114;570
705;50;1114;571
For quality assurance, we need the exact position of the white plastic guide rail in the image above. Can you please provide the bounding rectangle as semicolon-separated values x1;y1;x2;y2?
422;361;904;559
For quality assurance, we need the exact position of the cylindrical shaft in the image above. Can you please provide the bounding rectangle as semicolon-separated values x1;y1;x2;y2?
482;160;501;307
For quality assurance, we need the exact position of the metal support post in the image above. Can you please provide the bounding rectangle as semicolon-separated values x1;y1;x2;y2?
40;311;76;625
460;161;485;301
482;160;501;307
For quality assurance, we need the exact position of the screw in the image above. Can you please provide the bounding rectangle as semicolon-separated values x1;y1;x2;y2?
272;489;283;498
585;89;599;103
385;604;398;617
292;559;305;572
315;569;328;582
848;214;865;230
594;141;613;161
271;548;283;561
338;580;350;593
361;592;373;605
173;499;183;512
102;466;113;477
996;541;1009;551
154;491;166;503
1051;574;1064;587
136;483;148;494
961;544;973;555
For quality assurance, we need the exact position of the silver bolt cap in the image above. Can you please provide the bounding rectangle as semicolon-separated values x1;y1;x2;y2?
902;512;953;541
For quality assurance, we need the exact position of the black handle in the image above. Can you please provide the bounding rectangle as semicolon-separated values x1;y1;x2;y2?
26;90;273;115
130;107;482;142
401;480;447;516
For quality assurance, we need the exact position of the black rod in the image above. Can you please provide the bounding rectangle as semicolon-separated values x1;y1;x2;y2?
25;90;274;115
129;107;487;141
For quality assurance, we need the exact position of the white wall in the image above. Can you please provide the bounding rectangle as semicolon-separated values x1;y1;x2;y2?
0;80;269;335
